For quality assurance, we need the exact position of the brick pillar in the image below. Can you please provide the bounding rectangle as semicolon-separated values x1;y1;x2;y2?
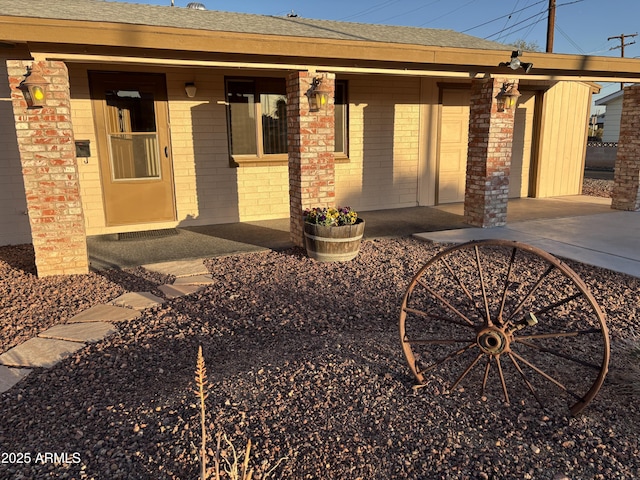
612;84;640;211
464;77;518;228
8;60;88;277
287;71;336;247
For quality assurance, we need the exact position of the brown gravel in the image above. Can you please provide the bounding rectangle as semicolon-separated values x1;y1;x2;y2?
2;177;639;480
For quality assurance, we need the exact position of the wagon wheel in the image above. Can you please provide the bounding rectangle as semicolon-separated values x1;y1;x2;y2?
399;239;610;416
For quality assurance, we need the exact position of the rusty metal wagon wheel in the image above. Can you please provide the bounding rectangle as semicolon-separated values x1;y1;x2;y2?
399;239;610;416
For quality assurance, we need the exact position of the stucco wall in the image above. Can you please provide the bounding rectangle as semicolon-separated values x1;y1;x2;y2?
0;60;31;245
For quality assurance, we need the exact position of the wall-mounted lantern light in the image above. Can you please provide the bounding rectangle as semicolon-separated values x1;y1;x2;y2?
18;66;48;109
184;82;197;98
306;76;332;112
496;82;521;112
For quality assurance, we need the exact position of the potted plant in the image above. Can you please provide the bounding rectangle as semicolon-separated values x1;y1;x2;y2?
303;206;365;262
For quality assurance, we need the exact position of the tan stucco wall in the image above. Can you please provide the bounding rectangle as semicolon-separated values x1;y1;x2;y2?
0;59;31;245
536;81;590;197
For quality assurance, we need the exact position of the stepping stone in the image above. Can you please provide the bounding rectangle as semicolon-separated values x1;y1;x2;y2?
110;292;164;310
158;284;203;299
0;365;31;393
173;274;215;286
0;338;84;368
143;259;208;277
67;304;141;323
39;322;117;343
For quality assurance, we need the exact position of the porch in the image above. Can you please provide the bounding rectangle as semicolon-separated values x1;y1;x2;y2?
87;195;612;270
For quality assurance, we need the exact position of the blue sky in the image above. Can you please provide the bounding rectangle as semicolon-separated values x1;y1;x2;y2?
112;0;640;103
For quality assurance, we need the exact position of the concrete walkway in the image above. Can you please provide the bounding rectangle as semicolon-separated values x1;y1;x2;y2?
416;209;640;279
0;261;214;393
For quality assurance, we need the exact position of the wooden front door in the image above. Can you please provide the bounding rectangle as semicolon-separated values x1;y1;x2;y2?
90;72;175;226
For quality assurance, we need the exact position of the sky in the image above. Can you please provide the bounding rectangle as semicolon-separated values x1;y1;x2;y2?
110;0;640;105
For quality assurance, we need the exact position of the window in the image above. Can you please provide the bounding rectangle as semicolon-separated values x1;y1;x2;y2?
226;78;287;160
334;80;348;157
225;77;348;163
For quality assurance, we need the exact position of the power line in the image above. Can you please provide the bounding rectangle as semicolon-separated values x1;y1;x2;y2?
418;0;479;27
462;0;546;33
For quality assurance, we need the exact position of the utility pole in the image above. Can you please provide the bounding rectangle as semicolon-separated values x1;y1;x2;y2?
546;0;556;53
608;33;637;89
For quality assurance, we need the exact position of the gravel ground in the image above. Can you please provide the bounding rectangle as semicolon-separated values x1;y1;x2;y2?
2;178;639;480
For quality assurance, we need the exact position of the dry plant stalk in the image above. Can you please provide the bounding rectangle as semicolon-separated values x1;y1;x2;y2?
194;345;209;480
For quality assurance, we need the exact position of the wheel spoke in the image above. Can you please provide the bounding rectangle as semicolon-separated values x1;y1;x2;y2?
531;292;583;317
507;352;545;409
515;338;602;370
441;257;490;321
449;353;483;392
495;355;510;405
415;280;476;326
481;357;491;395
403;307;476;329
416;342;477;375
474;245;492;326
506;264;555;323
404;337;476;346
517;328;602;341
497;247;518;325
509;350;584;401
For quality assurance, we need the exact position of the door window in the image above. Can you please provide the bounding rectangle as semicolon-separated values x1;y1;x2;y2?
105;89;161;180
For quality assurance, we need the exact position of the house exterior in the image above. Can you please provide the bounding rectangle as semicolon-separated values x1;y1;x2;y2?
595;89;625;142
2;1;640;277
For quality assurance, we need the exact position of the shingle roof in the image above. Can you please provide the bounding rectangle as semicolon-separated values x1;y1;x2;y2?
0;0;508;51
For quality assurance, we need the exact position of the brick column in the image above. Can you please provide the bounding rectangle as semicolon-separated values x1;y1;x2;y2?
464;77;518;228
612;84;640;211
287;71;335;247
8;60;88;277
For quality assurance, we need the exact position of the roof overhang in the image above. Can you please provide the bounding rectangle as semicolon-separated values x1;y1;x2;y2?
2;15;640;83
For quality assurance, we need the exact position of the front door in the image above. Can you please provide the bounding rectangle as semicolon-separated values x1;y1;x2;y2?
90;72;175;226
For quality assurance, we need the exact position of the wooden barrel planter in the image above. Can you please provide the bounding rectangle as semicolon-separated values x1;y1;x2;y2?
303;219;365;262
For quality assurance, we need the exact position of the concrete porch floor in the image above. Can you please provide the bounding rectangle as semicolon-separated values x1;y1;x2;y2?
87;195;614;270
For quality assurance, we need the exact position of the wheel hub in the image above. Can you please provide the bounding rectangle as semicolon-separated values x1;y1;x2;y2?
477;327;510;355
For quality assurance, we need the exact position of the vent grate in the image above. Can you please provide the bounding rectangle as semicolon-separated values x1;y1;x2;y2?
117;228;179;241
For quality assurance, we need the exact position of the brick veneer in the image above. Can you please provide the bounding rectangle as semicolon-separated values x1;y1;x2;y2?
8;60;88;277
612;84;640;211
464;77;518;228
287;71;336;247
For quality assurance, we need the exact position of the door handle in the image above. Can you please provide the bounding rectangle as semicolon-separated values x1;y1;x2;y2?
164;146;169;158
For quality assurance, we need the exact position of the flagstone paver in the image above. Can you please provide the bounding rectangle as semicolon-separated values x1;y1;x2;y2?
2;264;210;391
173;274;215;286
66;304;141;323
0;338;85;368
39;322;117;343
110;292;165;310
143;259;209;277
0;366;31;393
158;284;204;299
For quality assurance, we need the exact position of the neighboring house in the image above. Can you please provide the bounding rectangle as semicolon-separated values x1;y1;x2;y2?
594;89;624;143
1;0;639;276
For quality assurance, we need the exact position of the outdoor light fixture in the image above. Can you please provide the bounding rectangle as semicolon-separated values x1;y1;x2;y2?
184;82;197;98
18;65;48;108
306;76;332;111
499;50;533;74
496;82;521;112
